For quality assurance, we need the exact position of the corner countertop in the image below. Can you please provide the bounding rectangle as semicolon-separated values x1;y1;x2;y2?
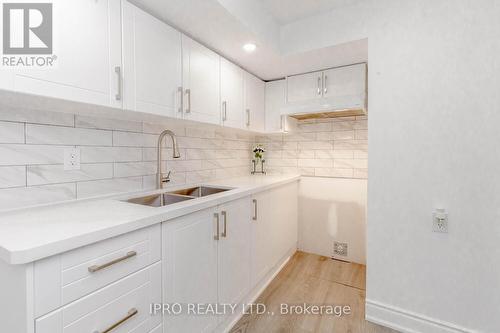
0;174;300;265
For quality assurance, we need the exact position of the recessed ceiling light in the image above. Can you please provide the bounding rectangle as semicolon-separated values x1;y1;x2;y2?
243;43;257;53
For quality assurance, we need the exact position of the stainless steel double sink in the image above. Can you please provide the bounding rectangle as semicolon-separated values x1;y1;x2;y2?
124;186;232;207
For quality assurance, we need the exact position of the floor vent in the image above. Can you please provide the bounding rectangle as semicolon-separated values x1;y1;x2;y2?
334;241;348;257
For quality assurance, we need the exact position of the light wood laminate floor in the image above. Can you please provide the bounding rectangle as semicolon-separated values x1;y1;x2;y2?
231;251;399;333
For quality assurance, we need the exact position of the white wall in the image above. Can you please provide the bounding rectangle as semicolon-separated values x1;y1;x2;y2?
281;1;500;332
298;177;367;264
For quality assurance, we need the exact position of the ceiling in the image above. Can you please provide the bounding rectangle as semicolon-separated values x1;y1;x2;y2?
131;0;367;80
258;0;364;24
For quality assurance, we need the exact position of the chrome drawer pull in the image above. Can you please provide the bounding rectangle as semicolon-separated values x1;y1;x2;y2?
88;251;137;273
93;308;138;333
252;199;257;221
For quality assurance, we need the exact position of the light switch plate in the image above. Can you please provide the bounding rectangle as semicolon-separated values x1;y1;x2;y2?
64;147;80;170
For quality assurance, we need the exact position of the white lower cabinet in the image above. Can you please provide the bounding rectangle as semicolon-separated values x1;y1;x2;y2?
162;183;298;332
251;182;298;286
217;199;252;326
36;262;162;333
162;207;219;333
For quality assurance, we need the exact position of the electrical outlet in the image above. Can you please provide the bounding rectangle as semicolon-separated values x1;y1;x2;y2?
64;147;80;170
433;208;448;233
334;241;348;257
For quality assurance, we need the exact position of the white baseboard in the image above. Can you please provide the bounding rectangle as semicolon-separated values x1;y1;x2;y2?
218;247;296;333
366;299;476;333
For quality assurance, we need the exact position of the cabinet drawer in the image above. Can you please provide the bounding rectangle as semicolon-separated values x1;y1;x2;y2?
36;262;162;333
35;224;161;317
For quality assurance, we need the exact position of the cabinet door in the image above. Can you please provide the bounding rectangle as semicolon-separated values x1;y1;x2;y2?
322;63;367;109
265;79;286;133
12;0;122;108
220;58;244;128
244;72;266;132
286;71;323;104
182;35;221;125
162;208;219;333
122;1;182;117
218;198;252;325
250;191;274;286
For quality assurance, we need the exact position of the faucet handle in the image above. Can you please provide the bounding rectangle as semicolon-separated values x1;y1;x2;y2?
161;171;172;184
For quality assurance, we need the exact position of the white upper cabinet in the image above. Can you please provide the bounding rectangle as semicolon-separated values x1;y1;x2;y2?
122;1;182;117
220;58;244;128
286;70;323;104
244;72;266;132
284;63;367;115
11;0;122;108
182;35;221;125
323;63;367;109
265;79;286;133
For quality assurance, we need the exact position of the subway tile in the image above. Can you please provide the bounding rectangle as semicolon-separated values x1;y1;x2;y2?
166;160;203;172
265;159;298;167
81;146;142;163
0;144;65;165
185;170;216;184
27;163;113;186
114;161;156;178
112;132;145;147
0;183;76;211
353;169;368;179
314;168;353;178
215;150;249;160
298;167;315;176
332;121;355;131
353;150;368;159
355;129;368;140
143;147;186;161
298;122;332;132
298;141;333;150
353;120;368;130
315;132;335;141
283;132;316;142
0;121;24;143
332;131;355;140
0;166;26;188
215;166;249;179
315;150;353;159
26;124;112;146
185;127;216;139
298;159;333;168
0;105;74;126
334;140;367;150
76;115;142;132
77;177;143;198
334;159;368;169
143;121;186;136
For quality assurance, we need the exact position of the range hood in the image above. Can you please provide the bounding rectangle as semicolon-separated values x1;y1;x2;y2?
288;108;366;120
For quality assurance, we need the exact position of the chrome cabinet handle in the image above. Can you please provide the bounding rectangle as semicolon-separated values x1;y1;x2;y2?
214;213;220;240
115;66;122;101
93;308;138;333
317;76;321;95
324;75;328;94
185;89;191;113
280;115;283;130
252;199;257;220
246;109;250;127
222;101;227;121
177;87;183;113
88;251;137;273
221;211;227;238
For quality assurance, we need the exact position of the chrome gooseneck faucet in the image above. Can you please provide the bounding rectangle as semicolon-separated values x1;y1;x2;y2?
157;129;181;190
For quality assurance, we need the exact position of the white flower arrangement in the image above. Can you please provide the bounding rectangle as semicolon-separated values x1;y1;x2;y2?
252;144;266;160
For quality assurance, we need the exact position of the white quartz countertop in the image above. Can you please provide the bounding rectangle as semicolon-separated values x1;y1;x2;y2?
0;175;300;265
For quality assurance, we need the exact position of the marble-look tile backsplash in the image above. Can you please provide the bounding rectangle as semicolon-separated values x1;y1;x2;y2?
0;109;253;210
257;116;368;179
